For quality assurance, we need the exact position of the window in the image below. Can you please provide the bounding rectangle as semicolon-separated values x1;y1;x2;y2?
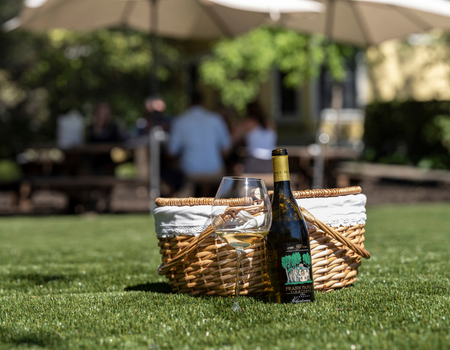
319;56;357;110
279;71;298;116
273;70;301;120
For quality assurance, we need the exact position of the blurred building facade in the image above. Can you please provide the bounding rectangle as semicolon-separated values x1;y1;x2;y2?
366;32;450;102
187;52;368;148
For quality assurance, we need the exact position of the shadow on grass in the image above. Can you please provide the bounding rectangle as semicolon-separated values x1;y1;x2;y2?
0;329;56;348
8;273;78;285
12;335;47;348
124;282;172;294
246;294;270;304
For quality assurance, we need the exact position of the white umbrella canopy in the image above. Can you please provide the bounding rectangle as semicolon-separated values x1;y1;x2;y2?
283;0;450;46
18;0;225;39
14;0;323;94
209;0;324;21
17;0;323;39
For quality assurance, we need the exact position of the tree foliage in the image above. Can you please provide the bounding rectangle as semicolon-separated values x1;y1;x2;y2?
0;0;183;157
0;0;353;158
364;100;450;170
200;26;353;111
14;28;180;124
433;115;450;152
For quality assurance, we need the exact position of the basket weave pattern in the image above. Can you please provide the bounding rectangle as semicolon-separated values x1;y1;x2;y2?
158;236;267;296
309;224;365;290
156;186;368;295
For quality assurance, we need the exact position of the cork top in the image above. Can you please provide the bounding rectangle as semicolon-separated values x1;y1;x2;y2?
272;149;288;156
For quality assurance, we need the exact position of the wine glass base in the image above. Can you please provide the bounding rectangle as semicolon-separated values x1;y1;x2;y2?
231;300;242;312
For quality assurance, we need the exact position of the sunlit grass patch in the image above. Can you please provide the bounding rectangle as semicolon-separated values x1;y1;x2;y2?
0;204;449;350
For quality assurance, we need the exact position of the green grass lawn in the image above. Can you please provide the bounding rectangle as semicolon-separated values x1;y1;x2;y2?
0;204;449;350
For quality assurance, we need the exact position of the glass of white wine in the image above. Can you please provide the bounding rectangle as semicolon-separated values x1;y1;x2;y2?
211;177;272;311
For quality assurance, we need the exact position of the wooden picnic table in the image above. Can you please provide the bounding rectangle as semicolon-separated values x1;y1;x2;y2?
63;143;122;154
281;146;360;189
281;146;360;159
239;146;360;189
5;143;148;214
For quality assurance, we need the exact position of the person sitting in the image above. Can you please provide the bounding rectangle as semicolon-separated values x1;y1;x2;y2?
142;95;170;134
88;102;121;143
87;102;121;177
233;102;277;174
168;91;232;197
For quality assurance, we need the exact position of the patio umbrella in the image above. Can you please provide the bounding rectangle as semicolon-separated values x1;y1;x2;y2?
12;0;323;94
211;0;450;46
206;0;325;21
282;0;450;46
15;0;323;39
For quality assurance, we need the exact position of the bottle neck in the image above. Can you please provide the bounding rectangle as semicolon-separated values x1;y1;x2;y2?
272;155;290;183
273;154;295;200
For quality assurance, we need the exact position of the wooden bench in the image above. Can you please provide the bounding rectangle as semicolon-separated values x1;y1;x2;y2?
337;161;450;187
1;176;149;214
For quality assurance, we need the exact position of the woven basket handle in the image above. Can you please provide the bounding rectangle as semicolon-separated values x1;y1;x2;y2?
157;207;370;276
155;186;362;207
300;208;371;259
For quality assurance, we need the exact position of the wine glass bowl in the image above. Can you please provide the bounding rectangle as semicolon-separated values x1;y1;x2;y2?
211;177;272;311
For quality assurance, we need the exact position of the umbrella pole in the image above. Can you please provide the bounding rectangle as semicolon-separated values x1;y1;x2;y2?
312;0;336;189
149;0;159;95
149;126;162;212
148;0;161;214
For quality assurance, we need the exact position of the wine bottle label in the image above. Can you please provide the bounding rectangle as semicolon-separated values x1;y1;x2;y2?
273;155;290;182
278;242;314;303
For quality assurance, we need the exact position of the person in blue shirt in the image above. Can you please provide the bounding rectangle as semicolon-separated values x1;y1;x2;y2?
232;101;277;174
169;92;232;197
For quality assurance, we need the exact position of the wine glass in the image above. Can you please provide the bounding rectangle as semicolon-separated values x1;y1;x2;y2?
211;177;272;311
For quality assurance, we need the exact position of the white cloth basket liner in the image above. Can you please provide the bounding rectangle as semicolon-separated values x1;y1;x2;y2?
154;194;367;238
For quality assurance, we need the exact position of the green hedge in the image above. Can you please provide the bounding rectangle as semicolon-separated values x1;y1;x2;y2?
364;100;450;169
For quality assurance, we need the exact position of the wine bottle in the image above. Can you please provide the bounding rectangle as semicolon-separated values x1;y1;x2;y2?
267;149;315;303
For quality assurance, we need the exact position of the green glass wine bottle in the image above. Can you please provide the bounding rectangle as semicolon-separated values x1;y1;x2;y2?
267;148;315;303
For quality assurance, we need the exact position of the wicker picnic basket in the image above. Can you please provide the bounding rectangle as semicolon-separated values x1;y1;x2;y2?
155;186;370;296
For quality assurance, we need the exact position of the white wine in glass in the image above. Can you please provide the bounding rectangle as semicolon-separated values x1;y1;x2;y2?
211;177;272;311
215;229;269;250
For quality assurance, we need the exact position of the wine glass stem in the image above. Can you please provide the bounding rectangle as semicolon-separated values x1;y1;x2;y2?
233;249;243;310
